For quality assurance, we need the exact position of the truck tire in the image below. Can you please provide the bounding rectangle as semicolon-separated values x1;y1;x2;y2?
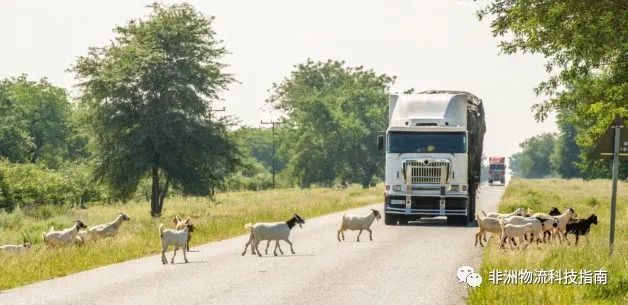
447;216;468;226
488;180;493;185
384;213;398;225
501;178;505;185
398;216;409;225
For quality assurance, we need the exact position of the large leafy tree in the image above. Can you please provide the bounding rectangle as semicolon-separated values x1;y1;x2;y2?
510;133;556;178
478;0;628;151
268;60;394;188
73;3;239;216
550;118;581;179
0;76;72;168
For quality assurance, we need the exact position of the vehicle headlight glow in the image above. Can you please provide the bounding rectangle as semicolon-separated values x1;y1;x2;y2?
393;185;402;191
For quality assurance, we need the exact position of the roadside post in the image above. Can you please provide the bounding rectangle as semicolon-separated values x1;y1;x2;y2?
594;117;626;256
260;120;283;189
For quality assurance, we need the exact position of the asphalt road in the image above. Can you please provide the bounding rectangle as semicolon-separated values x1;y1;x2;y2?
1;184;505;305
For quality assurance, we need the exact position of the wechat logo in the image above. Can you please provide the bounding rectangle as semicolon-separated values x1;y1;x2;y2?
457;265;482;288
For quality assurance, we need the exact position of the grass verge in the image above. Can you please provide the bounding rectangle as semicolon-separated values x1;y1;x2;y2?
0;185;381;290
468;179;628;305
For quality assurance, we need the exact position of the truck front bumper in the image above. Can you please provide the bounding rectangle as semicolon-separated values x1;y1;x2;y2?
384;194;468;216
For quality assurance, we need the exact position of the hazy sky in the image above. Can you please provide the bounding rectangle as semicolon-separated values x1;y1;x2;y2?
0;0;556;158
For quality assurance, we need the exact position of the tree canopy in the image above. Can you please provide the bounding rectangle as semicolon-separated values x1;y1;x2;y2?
478;0;628;147
72;3;239;216
0;75;73;168
268;60;394;188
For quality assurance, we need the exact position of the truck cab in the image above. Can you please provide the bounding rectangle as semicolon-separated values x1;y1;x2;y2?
379;91;485;226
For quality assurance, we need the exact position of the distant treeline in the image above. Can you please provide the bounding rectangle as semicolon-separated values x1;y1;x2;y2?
510;121;628;179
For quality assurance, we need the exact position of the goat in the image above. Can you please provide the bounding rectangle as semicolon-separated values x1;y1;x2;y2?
542;207;562;241
565;214;598;245
500;222;534;250
42;220;88;247
172;215;193;251
474;213;502;247
503;216;558;245
480;208;525;242
83;213;131;242
534;208;576;244
337;209;381;242
159;223;196;264
242;214;305;257
0;242;32;254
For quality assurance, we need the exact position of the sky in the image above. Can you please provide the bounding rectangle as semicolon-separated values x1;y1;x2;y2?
0;0;557;158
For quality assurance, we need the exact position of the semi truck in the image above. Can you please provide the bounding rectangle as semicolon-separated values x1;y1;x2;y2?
488;156;506;185
378;90;486;226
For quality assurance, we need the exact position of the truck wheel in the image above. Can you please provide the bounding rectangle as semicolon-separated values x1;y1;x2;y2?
488;180;493;185
384;213;398;225
398;217;409;225
448;216;469;226
501;178;505;185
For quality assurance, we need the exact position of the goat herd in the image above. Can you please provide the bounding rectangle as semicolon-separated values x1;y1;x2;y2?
0;205;597;263
475;207;598;250
0;208;383;265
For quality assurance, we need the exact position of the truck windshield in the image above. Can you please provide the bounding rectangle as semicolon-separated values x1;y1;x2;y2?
387;131;467;153
490;164;505;170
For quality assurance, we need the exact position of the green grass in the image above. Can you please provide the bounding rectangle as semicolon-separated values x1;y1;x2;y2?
0;185;382;290
468;179;628;305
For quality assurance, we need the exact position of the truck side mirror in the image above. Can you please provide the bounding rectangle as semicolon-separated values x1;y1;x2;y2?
377;133;384;150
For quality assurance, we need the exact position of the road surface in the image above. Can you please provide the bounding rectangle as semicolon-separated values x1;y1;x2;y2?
1;184;505;305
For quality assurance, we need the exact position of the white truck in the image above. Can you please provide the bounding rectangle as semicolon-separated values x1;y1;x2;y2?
377;90;485;226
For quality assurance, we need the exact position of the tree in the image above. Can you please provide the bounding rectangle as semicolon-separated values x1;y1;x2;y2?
550;119;581;178
509;133;556;178
73;3;239;216
478;1;628;154
0;75;73;168
268;60;395;188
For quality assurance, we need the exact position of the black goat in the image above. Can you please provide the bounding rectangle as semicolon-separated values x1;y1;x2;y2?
565;214;598;245
548;207;561;216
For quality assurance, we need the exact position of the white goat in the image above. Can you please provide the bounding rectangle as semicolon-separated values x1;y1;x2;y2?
533;208;576;244
83;213;131;242
503;216;558;244
0;242;32;254
337;209;381;242
172;215;193;251
242;214;305;257
500;222;534;250
159;223;195;264
42;220;88;247
474;213;502;247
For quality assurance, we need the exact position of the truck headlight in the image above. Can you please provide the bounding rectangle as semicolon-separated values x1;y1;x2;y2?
393;185;402;191
449;185;461;191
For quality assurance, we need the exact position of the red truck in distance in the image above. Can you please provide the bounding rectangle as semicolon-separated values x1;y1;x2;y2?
488;156;506;185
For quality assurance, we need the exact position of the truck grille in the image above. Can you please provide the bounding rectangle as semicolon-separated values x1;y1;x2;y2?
403;160;450;184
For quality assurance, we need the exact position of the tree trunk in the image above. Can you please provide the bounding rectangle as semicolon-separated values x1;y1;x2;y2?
151;166;161;217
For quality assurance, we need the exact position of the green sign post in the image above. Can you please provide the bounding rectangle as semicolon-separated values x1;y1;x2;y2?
594;117;624;255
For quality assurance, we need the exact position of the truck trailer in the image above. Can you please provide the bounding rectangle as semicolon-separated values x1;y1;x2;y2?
378;90;486;226
488;156;506;185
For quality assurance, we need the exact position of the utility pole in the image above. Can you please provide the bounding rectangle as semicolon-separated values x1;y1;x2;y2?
260;120;283;189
